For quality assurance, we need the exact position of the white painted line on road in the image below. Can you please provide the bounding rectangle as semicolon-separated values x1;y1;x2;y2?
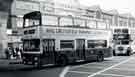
112;67;135;71
88;57;134;77
79;66;105;69
71;62;114;70
59;66;70;77
100;73;128;77
70;62;108;70
69;70;127;77
70;65;85;69
69;70;92;74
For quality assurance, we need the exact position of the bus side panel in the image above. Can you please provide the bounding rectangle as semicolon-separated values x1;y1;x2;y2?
103;48;113;58
56;50;76;63
85;49;98;61
85;48;112;60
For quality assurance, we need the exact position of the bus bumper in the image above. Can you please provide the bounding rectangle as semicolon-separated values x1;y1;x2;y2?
22;54;40;65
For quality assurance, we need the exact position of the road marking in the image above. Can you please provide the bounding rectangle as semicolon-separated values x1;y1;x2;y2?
71;56;126;70
59;66;70;77
112;67;135;71
100;73;127;77
69;70;127;77
71;63;110;70
71;62;116;70
69;70;92;74
88;57;134;77
79;66;105;69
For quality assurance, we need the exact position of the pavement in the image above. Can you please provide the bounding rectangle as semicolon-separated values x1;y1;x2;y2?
0;59;22;65
0;59;25;71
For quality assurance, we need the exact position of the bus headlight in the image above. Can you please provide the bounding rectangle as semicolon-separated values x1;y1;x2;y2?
34;57;38;61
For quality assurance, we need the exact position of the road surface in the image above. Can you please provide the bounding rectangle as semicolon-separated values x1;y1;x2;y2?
0;55;135;77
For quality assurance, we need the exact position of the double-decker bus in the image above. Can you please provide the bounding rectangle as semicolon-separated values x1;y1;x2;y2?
113;28;132;56
22;11;112;67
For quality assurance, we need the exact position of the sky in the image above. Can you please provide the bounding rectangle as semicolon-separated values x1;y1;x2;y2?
79;0;135;16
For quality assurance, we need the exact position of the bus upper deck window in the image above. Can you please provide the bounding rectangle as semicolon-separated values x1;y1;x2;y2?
114;29;121;33
25;19;40;27
122;29;128;33
32;20;39;26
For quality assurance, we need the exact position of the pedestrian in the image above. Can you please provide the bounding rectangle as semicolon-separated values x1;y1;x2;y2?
19;47;23;59
11;47;16;59
8;47;12;59
5;48;9;59
15;47;20;59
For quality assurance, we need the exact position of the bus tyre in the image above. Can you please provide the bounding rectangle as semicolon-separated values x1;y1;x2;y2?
113;50;116;56
58;55;67;66
97;55;104;62
127;51;131;56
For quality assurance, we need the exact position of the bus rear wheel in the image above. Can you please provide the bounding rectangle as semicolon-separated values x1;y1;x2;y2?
58;55;68;66
113;50;117;56
97;55;104;62
126;51;131;56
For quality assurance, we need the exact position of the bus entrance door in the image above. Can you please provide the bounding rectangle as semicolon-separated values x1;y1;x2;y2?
76;39;85;60
42;39;55;64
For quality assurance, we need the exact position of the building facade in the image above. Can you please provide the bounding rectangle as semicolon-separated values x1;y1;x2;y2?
0;11;8;58
7;0;135;54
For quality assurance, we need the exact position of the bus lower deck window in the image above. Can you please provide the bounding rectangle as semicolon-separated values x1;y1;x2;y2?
60;40;74;49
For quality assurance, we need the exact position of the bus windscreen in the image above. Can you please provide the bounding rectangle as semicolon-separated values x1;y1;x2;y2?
23;39;40;51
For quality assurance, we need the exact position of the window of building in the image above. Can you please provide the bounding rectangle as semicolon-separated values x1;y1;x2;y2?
96;11;101;19
42;15;58;26
109;19;113;25
74;18;85;27
17;17;23;28
124;22;127;26
114;16;118;26
87;20;96;28
119;21;123;26
102;14;113;25
60;40;74;49
60;17;73;26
